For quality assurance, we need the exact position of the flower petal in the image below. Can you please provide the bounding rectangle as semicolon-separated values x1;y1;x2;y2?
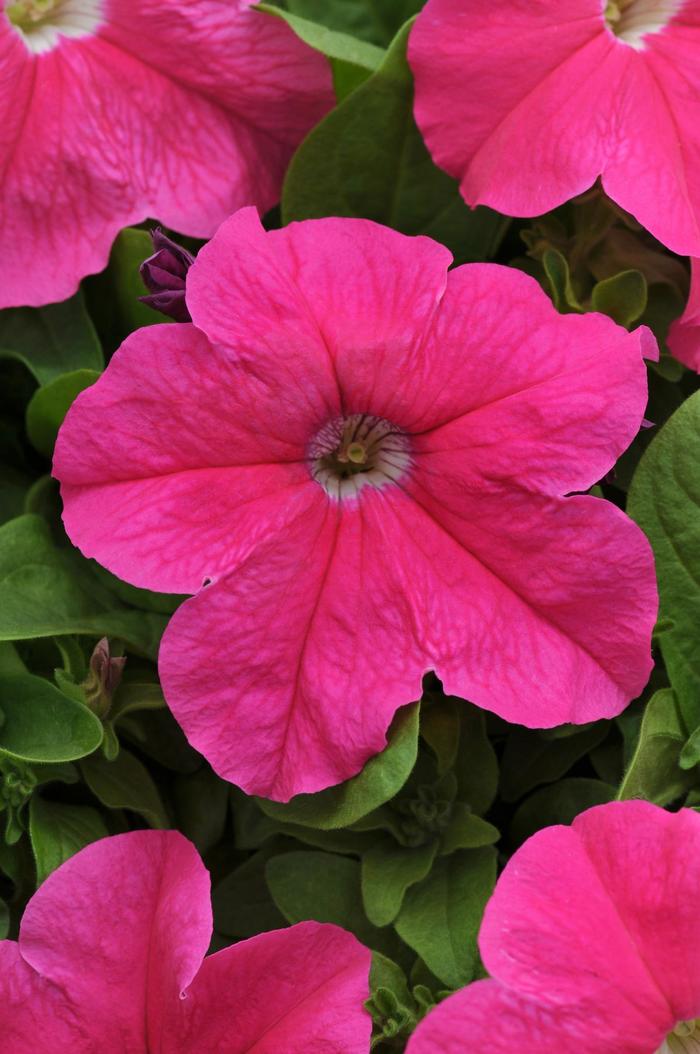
668;257;700;370
186;209;453;415
411;264;652;491
406;978;658;1054
15;831;211;1049
54;322;327;593
0;2;331;307
409;1;624;216
173;922;372;1053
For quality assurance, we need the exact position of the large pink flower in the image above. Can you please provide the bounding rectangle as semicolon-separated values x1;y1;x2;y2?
668;258;700;370
0;0;332;308
0;829;372;1053
407;800;700;1054
53;209;658;800
409;0;700;256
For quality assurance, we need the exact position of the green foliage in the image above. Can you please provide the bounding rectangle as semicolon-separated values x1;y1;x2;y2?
0;292;102;385
26;369;100;457
29;796;108;884
0;674;103;764
282;21;509;264
617;689;695;806
628;393;700;725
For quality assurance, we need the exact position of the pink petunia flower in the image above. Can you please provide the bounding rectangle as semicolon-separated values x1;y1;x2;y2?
407;800;700;1054
53;208;658;801
668;258;700;370
0;0;332;308
0;829;372;1053
409;0;700;256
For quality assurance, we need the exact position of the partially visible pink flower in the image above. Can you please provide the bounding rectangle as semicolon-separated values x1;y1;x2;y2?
0;0;332;308
668;258;700;370
409;0;700;256
407;800;700;1054
0;829;372;1053
53;209;657;801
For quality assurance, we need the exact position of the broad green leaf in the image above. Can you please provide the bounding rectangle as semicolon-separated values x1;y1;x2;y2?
0;674;103;763
284;0;423;46
510;778;615;848
500;724;608;803
259;703;419;829
628;393;700;724
282;22;509;264
361;840;437;926
0;896;8;938
0;465;32;526
29;796;108;884
591;269;647;327
107;228;161;332
257;3;384;87
266;850;402;959
26;369;100;457
0;642;26;675
394;848;496;989
0;292;103;385
617;689;694;805
172;766;229;853
214;846;289;939
0;515;167;658
454;704;499;816
542;249;582;313
439;805;499;856
680;725;700;770
420;698;460;776
80;749;169;828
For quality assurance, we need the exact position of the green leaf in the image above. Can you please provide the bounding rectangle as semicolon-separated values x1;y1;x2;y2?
453;704;499;815
26;369;100;457
394;847;496;989
439;804;499;856
361;840;437;926
257;3;384;84
258;702;419;829
214;846;289;939
172;766;229;853
680;725;700;770
591;269;648;327
500;724;608;803
510;778;615;848
283;0;423;46
617;688;694;805
282;21;509;264
0;515;167;658
0;674;103;763
80;749;169;828
628;393;700;725
420;698;460;776
266;850;402;958
0;896;8;939
106;228;161;332
542;249;582;313
0;292;103;385
29;796;108;885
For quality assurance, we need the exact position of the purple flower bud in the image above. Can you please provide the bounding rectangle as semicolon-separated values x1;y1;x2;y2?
82;638;126;719
139;228;195;322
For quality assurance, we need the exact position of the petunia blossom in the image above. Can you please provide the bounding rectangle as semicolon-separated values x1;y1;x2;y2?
668;258;700;370
53;209;658;801
0;829;372;1053
409;0;700;257
407;800;700;1054
0;0;332;308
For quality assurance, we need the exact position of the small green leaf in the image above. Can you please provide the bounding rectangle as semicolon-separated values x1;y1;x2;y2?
214;846;289;940
257;3;384;76
394;848;496;989
0;674;103;763
628;393;700;726
282;21;509;264
0;292;103;385
80;749;169;828
266;850;402;958
439;805;499;856
591;269;647;327
0;515;167;658
258;703;419;829
500;724;607;803
26;369;100;458
107;228;161;332
510;778;615;848
542;249;582;313
617;689;694;805
172;766;229;853
680;726;700;770
361;840;437;926
420;698;460;776
29;796;108;885
453;704;498;816
282;0;423;46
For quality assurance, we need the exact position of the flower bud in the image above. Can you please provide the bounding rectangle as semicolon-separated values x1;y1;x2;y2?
139;229;194;322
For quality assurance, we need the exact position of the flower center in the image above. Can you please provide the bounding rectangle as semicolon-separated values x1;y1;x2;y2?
309;413;411;500
657;1020;700;1053
5;0;102;54
604;0;684;48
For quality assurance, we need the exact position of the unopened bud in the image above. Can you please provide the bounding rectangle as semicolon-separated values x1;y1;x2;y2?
139;228;194;322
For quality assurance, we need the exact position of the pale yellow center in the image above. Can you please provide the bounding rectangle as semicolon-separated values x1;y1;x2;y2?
657;1019;700;1054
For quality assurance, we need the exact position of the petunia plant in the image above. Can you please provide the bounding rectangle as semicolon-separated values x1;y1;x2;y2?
2;1;700;1051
